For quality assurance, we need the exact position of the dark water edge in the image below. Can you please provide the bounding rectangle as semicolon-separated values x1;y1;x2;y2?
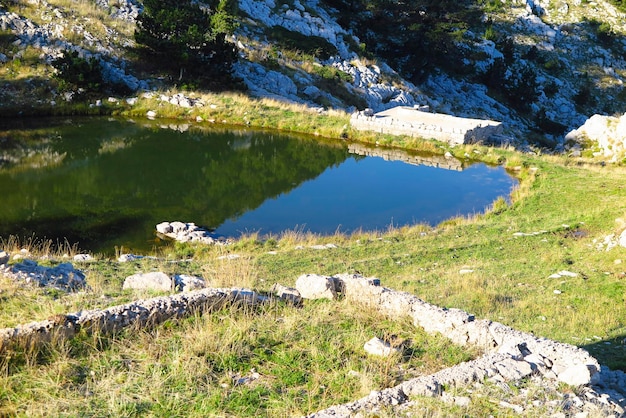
0;117;517;254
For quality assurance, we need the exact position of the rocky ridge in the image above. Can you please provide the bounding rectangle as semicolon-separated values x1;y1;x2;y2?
2;0;626;154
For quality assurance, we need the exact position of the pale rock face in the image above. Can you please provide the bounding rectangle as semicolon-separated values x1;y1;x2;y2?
173;275;207;292
123;272;173;292
295;274;337;300
558;364;594;387
565;114;626;159
364;337;401;357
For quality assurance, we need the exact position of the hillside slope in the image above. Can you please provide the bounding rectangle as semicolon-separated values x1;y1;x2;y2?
1;0;626;153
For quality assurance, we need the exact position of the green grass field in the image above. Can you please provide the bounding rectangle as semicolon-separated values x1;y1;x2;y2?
1;98;626;415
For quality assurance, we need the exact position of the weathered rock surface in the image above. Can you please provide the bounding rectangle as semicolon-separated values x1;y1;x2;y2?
620;230;626;248
0;287;268;349
351;106;504;146
123;272;173;292
270;283;302;306
0;271;623;417
173;274;207;292
364;337;401;357
306;273;612;416
0;251;8;265
295;274;337;300
565;113;626;161
156;221;228;245
0;259;86;291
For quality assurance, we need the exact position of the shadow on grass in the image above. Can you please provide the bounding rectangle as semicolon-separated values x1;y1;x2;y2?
582;334;626;372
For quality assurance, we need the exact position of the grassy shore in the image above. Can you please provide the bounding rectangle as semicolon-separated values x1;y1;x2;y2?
1;95;626;416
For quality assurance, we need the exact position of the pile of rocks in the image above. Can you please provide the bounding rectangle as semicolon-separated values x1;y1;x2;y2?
94;0;142;21
156;221;229;245
0;255;86;292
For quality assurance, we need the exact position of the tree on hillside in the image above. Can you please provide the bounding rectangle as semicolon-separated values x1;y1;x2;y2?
135;0;238;88
320;0;481;81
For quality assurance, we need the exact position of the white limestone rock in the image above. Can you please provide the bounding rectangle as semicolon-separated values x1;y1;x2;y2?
123;272;173;292
364;337;401;357
118;253;144;262
619;230;626;248
495;358;534;381
0;251;8;265
565;114;626;159
1;260;86;291
558;364;594;386
73;254;94;262
295;274;337;300
173;274;206;292
270;283;303;305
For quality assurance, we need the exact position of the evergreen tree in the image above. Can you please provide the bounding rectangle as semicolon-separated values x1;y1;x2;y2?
135;0;238;87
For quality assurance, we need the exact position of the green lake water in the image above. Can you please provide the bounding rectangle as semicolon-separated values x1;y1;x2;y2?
0;117;517;254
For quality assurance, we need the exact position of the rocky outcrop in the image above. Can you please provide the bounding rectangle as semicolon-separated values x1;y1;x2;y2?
123;272;173;292
122;271;208;292
0;7;147;93
0;259;86;291
295;274;623;416
565;113;626;161
0;287;266;350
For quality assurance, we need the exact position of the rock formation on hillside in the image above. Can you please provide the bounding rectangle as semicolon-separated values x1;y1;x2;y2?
1;0;626;155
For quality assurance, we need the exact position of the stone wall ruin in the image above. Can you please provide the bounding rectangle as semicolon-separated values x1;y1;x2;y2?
351;106;504;145
1;273;624;416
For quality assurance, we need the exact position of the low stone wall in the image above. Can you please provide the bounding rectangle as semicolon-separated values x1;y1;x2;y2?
348;143;465;171
306;274;603;416
0;288;264;351
1;273;622;416
350;107;504;145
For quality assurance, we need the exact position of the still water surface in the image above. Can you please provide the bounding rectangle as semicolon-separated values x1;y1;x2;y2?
0;118;517;253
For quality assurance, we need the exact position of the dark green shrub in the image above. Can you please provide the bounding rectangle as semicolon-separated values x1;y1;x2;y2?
483;58;539;112
134;0;238;87
268;26;338;60
313;65;352;82
483;25;497;42
536;108;567;135
52;50;103;93
543;80;559;97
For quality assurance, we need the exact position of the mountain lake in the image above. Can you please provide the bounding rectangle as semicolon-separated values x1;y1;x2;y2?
0;117;518;254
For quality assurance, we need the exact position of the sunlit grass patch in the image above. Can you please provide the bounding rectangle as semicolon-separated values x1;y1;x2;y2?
0;295;477;416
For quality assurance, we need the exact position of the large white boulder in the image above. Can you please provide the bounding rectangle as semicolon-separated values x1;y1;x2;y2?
565;113;626;159
123;272;173;292
295;274;337;300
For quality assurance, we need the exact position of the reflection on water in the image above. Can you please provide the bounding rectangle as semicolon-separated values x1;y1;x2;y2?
0;117;517;253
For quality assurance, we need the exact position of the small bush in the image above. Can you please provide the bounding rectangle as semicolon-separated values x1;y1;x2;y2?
543;81;559;98
313;65;352;83
586;18;616;46
52;50;104;94
268;26;338;60
483;25;497;42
